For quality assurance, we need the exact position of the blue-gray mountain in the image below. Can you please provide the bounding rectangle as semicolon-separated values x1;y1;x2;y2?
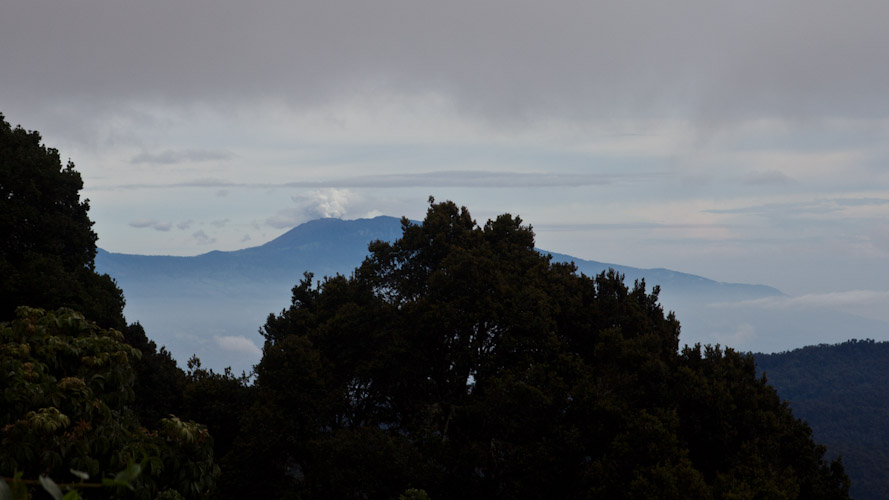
96;216;889;375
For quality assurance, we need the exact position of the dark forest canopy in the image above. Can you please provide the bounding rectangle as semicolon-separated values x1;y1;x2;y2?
223;199;851;499
0;113;125;330
757;339;889;500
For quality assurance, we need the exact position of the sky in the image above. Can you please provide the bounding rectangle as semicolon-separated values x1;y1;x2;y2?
3;0;889;321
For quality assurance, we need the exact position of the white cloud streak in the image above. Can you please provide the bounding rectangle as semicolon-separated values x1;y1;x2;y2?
91;170;665;191
712;290;889;310
214;335;262;357
131;149;233;165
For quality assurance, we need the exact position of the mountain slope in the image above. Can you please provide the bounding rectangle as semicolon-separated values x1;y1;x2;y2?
97;216;406;283
756;340;889;500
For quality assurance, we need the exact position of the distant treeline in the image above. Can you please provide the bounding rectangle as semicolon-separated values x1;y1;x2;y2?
757;339;889;500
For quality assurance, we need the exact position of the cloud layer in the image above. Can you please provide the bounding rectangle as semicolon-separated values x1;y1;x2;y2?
4;0;889;124
4;0;889;304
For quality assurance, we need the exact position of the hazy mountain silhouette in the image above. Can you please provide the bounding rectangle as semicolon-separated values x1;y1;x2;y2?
96;216;889;374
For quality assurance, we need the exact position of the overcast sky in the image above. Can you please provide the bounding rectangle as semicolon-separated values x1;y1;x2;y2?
4;0;889;305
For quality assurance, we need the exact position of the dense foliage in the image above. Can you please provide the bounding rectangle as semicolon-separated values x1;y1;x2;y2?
222;200;850;499
123;323;186;428
757;339;889;500
1;113;222;499
0;307;218;499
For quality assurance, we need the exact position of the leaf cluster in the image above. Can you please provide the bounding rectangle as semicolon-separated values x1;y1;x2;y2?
0;308;218;499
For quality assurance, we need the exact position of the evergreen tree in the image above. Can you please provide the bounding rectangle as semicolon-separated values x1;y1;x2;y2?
0;113;125;330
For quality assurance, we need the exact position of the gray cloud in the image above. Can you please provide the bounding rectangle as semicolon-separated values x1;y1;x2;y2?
97;170;665;191
329;171;658;188
191;229;216;245
131;149;233;165
3;0;888;127
705;197;889;216
742;170;794;186
128;218;172;231
537;222;736;232
177;220;194;230
835;198;889;207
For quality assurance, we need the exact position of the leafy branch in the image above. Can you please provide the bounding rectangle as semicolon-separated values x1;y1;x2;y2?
0;462;141;500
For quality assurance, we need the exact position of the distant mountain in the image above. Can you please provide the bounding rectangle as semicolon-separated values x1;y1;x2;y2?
548;253;889;355
96;216;889;374
96;217;402;373
98;217;406;285
756;340;889;500
546;251;783;302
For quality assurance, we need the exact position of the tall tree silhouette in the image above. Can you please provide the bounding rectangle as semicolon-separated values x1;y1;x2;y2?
0;113;125;329
229;199;850;500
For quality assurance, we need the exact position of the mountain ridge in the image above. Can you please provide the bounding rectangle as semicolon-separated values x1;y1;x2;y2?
95;216;888;376
98;215;782;297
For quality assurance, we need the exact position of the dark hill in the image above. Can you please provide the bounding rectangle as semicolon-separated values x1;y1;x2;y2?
756;340;889;500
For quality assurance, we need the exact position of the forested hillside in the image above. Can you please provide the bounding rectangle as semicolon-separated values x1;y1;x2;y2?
757;339;889;500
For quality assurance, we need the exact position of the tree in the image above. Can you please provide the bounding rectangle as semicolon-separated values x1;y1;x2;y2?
0;307;219;499
180;356;255;495
0;113;221;498
124;322;187;427
756;339;889;500
230;200;850;499
0;113;125;330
